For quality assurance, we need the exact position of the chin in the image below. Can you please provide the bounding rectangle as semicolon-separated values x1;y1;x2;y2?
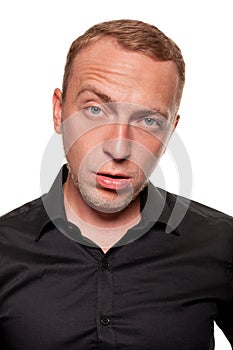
79;178;149;214
79;183;135;214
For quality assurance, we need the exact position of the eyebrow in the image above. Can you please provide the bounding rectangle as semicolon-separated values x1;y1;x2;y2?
76;86;114;103
76;85;169;119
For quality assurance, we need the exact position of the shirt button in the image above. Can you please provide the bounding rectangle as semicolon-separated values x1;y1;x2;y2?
102;259;109;269
100;316;111;326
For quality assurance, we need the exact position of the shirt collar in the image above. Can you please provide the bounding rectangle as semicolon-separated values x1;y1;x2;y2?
34;166;67;241
35;164;180;242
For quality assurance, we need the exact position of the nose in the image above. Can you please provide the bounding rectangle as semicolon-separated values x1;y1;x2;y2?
103;123;132;160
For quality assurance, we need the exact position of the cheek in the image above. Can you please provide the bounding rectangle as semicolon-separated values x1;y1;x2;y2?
62;116;103;160
65;135;94;170
149;140;166;161
131;134;165;173
62;116;94;155
65;128;112;179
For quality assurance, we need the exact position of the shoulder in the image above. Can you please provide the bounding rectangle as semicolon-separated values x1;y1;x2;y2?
155;186;233;238
166;190;232;223
1;197;43;224
0;197;45;240
155;189;233;264
163;189;233;246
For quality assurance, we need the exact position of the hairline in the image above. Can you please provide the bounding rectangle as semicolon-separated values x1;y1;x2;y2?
62;35;184;111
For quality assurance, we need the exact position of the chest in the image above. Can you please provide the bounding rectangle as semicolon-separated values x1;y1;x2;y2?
0;250;222;350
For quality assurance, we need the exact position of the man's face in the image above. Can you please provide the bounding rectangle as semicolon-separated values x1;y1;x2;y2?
53;38;180;213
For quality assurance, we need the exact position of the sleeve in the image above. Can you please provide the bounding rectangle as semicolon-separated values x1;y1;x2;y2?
215;258;233;347
215;299;233;346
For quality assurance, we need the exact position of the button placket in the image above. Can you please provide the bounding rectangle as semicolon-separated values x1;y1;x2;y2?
100;316;111;326
102;259;109;270
96;257;115;349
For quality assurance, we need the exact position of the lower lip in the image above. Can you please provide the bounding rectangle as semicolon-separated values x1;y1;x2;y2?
96;174;131;190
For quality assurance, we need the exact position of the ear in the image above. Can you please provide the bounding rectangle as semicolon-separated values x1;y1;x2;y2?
173;114;180;129
53;88;63;134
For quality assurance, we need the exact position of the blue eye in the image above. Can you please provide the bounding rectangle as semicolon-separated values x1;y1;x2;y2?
143;117;162;128
87;106;102;115
144;118;157;126
136;116;167;133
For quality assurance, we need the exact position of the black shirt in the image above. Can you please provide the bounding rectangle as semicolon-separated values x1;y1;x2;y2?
0;165;233;350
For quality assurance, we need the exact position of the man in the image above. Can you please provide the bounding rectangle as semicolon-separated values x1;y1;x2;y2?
0;19;232;349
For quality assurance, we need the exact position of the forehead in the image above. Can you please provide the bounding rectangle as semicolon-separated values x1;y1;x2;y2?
67;38;179;110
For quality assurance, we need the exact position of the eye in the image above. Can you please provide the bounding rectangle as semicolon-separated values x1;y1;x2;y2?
143;117;159;126
134;114;169;134
142;117;162;128
86;105;103;115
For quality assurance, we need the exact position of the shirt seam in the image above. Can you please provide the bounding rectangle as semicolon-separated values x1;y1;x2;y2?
0;199;42;223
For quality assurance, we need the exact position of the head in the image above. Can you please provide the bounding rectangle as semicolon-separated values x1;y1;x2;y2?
53;19;185;214
62;19;185;106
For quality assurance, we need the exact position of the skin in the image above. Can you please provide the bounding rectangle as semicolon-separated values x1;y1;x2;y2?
53;37;180;252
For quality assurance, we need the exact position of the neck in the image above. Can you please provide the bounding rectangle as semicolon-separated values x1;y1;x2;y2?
63;174;141;252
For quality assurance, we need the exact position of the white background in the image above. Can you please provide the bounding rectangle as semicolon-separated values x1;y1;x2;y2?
0;1;232;348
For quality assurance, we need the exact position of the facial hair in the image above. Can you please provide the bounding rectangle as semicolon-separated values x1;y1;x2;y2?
66;162;148;214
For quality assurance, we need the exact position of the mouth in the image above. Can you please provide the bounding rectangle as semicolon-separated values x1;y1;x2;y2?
95;172;131;190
